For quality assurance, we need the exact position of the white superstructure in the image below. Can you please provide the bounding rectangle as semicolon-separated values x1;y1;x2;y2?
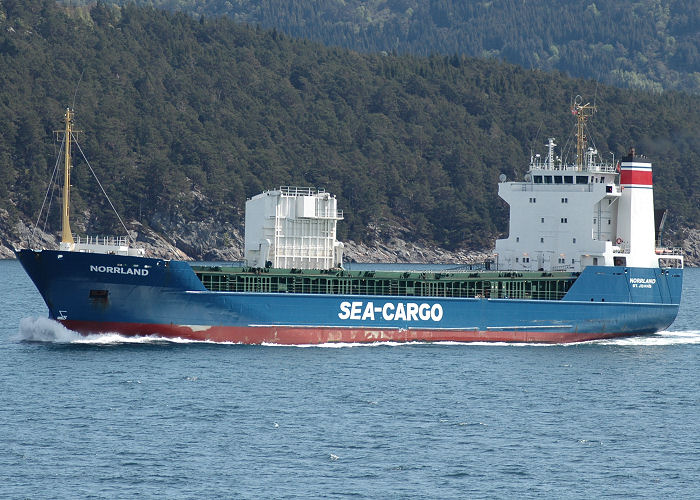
245;187;344;269
495;98;682;272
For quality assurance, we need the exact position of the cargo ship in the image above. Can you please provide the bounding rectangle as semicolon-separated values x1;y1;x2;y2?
16;101;683;344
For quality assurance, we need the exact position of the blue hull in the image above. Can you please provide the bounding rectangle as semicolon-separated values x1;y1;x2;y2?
16;249;682;343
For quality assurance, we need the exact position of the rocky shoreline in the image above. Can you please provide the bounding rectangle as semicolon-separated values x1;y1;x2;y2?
0;211;493;265
1;210;698;266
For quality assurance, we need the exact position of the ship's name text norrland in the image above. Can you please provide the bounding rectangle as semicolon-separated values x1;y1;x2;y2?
89;265;150;276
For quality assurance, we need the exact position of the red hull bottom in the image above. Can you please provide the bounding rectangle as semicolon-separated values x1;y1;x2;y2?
60;320;632;344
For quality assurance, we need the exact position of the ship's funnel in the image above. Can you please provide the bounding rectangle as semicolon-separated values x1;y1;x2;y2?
616;148;657;267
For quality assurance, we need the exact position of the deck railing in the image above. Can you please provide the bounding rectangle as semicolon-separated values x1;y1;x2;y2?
193;269;577;301
279;186;325;196
74;235;128;247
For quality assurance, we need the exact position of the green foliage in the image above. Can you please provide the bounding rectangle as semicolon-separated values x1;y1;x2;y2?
61;0;700;95
1;0;699;251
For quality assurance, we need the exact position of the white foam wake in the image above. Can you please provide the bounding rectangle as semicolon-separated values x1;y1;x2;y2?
19;317;82;342
591;330;700;346
17;317;201;345
261;341;414;348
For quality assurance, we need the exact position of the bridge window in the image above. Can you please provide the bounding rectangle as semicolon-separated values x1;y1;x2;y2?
534;176;543;183
576;176;588;184
564;176;573;183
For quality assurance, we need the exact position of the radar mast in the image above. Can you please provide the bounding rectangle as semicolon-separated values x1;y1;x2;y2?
572;95;595;171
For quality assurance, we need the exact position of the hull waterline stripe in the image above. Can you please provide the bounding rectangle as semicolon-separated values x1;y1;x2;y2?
249;323;399;329
251;324;481;331
486;325;573;330
58;319;646;344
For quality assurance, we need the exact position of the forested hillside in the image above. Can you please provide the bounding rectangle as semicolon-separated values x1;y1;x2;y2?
67;0;700;94
1;0;700;252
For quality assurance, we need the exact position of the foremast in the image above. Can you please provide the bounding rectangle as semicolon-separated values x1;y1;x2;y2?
60;108;75;250
52;108;144;257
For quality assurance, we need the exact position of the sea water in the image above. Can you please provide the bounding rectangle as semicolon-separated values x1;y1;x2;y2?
0;260;698;498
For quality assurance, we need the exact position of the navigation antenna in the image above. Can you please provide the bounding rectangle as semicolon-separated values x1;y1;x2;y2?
571;95;595;171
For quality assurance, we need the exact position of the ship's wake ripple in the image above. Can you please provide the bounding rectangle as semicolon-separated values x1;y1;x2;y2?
18;317;700;346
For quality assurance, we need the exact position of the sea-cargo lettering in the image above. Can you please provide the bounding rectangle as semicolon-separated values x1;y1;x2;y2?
90;265;149;276
338;301;443;322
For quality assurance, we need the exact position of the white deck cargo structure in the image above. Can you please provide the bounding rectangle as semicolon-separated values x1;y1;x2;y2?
245;187;344;269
